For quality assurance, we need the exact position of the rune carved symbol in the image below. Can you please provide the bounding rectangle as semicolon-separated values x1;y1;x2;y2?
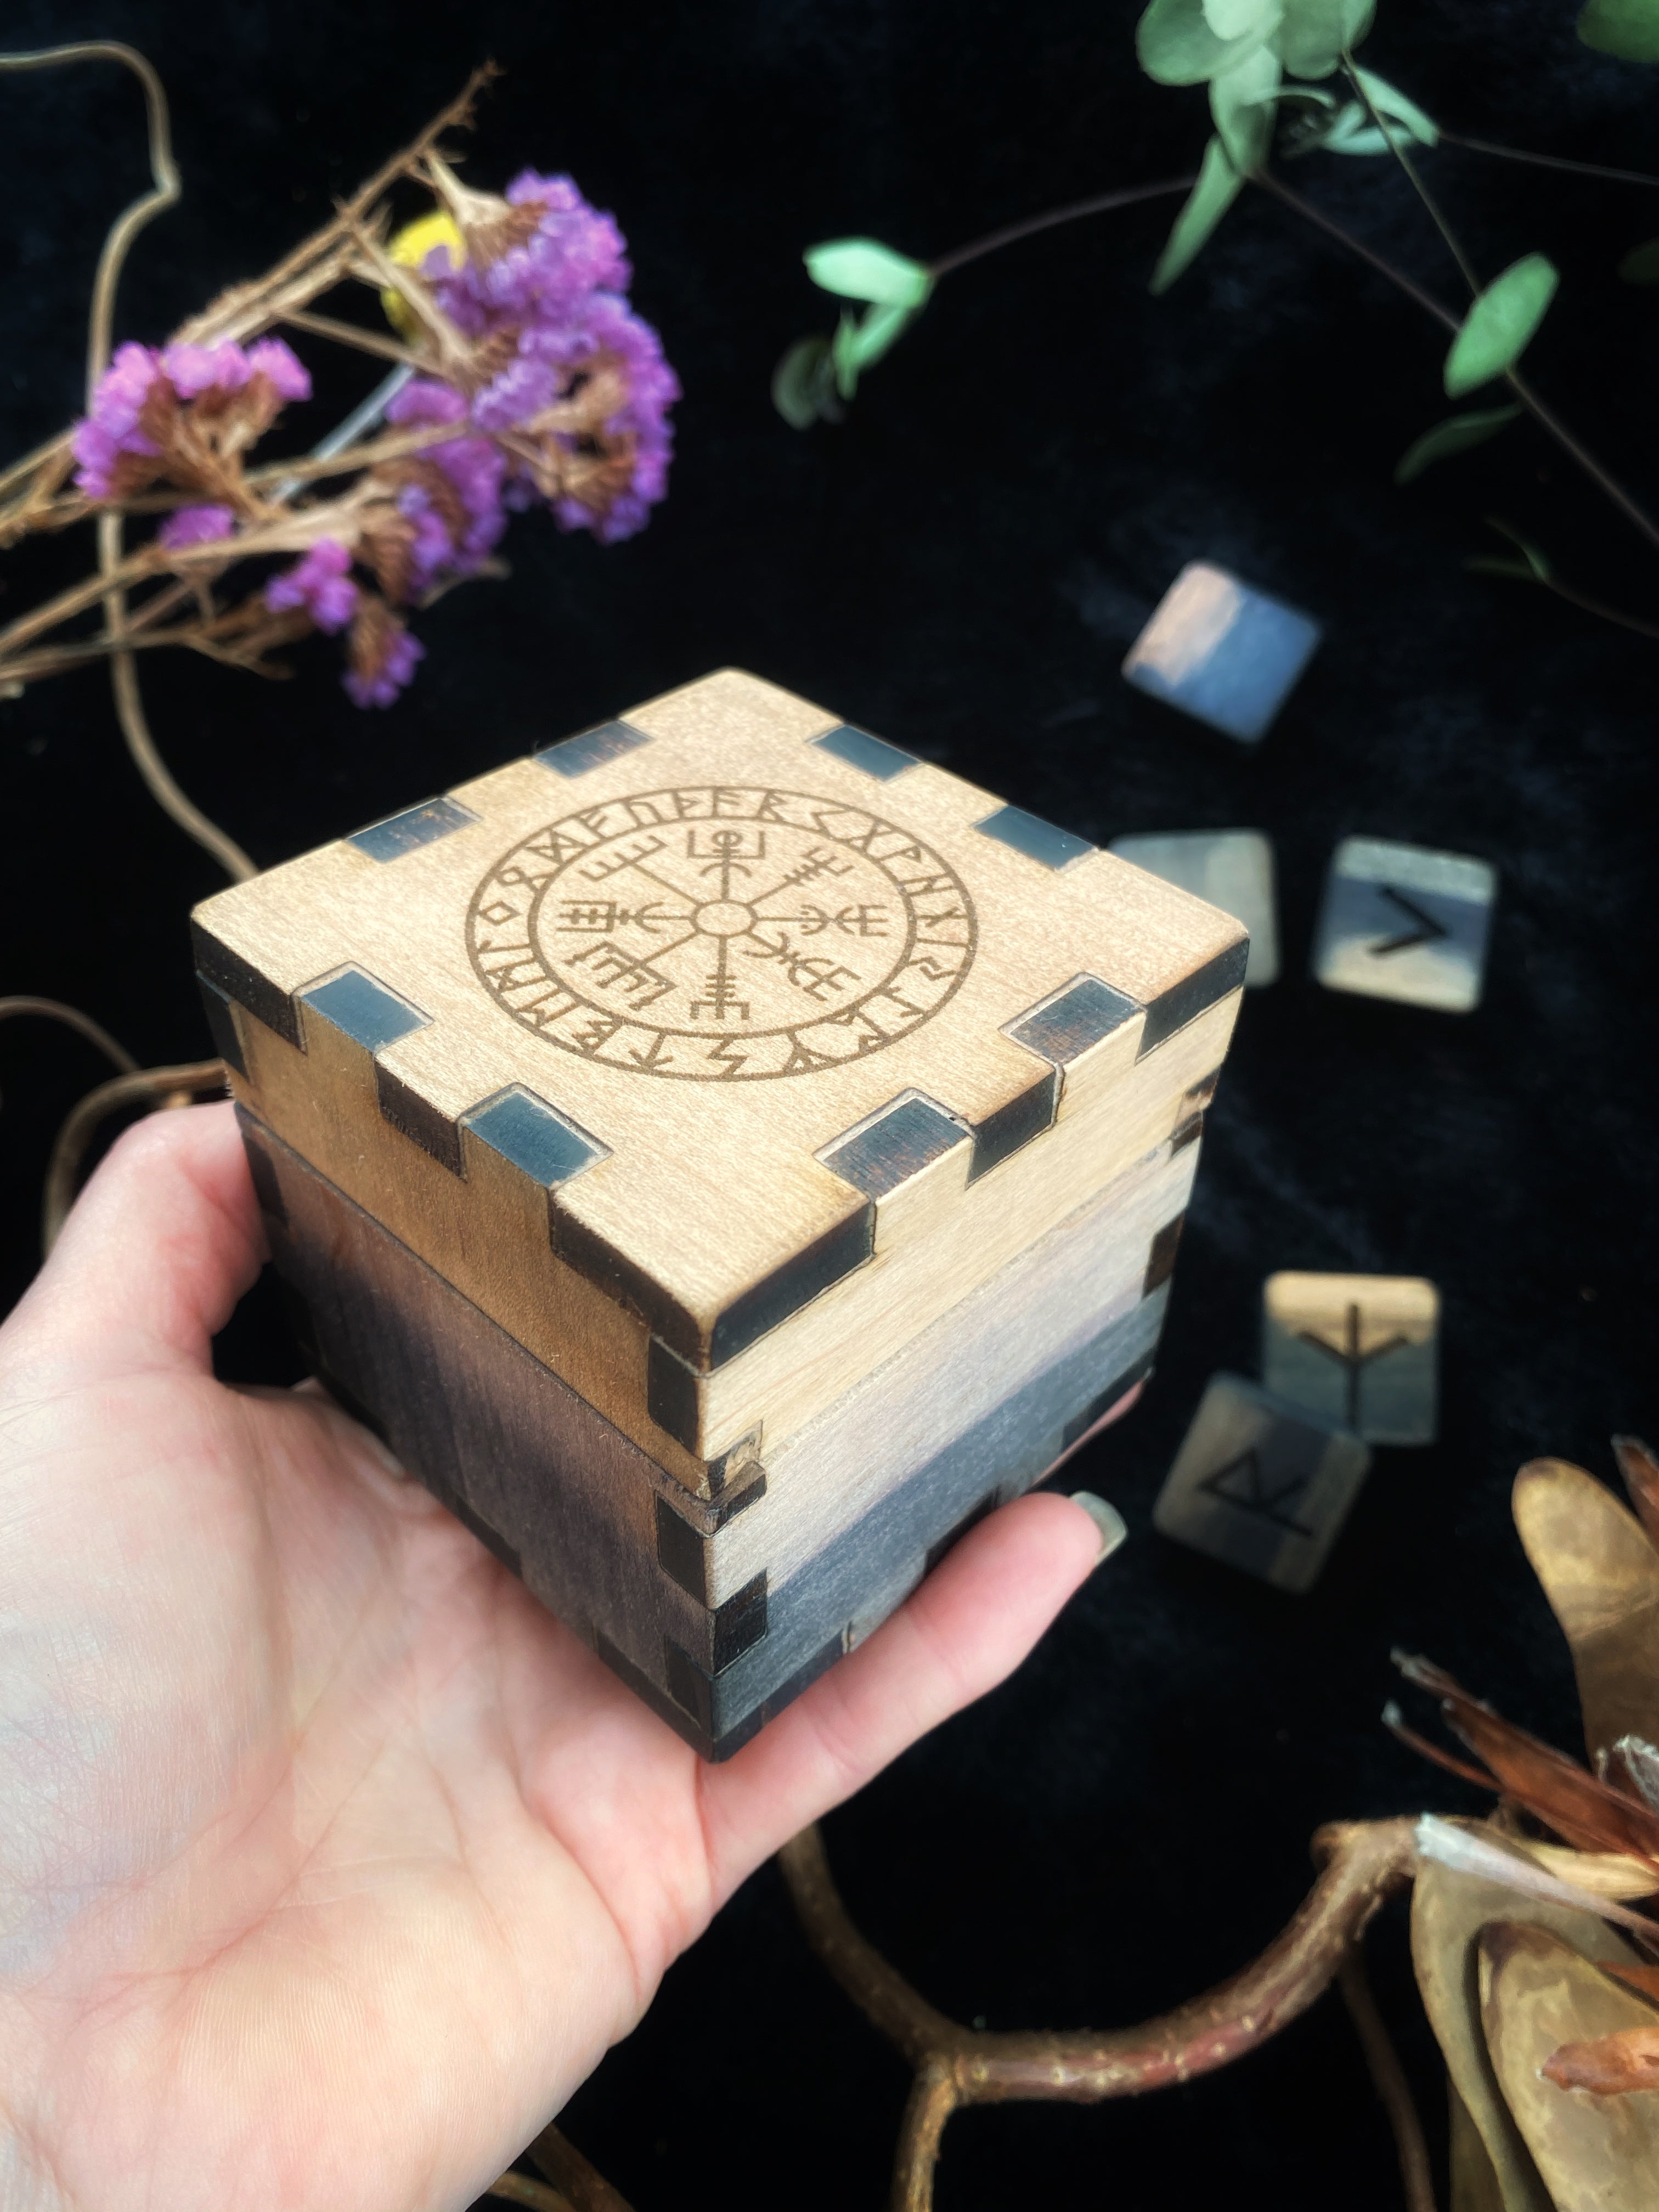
466;786;978;1079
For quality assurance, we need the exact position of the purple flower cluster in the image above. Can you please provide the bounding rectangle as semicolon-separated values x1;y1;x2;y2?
67;173;678;713
425;171;679;543
383;377;507;589
265;539;358;634
72;338;311;500
345;624;425;710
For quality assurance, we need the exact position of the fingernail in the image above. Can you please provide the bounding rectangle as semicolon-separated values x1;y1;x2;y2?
1070;1491;1128;1565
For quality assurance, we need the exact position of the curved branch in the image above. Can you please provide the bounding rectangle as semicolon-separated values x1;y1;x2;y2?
43;1059;227;1253
778;1816;1419;2211
1339;1947;1438;2212
0;43;180;407
893;2063;960;2212
0;996;137;1077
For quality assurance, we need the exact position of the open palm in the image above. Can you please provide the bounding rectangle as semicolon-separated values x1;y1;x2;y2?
0;1103;1109;2212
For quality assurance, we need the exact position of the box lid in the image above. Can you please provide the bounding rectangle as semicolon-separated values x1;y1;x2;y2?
197;670;1245;1461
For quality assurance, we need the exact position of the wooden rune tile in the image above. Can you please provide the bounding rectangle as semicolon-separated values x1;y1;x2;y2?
1312;836;1497;1013
1261;1271;1439;1444
1108;830;1279;987
196;668;1245;1483
1122;562;1321;745
1153;1372;1372;1593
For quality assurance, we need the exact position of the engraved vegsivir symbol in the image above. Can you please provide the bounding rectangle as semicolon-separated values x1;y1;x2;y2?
467;786;978;1079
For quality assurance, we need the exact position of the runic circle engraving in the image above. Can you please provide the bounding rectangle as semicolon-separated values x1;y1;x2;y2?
467;786;978;1079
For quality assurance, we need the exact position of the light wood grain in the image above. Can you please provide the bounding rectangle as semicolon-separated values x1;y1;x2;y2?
248;1111;1172;1754
200;668;1244;1476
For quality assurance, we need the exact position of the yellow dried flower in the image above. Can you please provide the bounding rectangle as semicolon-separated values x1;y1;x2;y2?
381;212;465;338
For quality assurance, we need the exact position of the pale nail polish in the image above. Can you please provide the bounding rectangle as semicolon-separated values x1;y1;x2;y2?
1070;1490;1128;1564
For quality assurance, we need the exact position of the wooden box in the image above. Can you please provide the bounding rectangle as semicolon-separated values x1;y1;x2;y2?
195;670;1248;1753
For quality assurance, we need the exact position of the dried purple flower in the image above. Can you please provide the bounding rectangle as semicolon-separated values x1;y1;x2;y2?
71;342;165;499
157;503;236;550
422;172;678;543
245;338;312;403
160;341;250;398
344;597;425;708
264;538;359;634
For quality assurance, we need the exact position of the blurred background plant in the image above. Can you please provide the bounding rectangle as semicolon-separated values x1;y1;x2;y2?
775;0;1659;645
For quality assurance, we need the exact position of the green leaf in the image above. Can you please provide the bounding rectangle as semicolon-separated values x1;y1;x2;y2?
1578;0;1659;61
1137;0;1272;84
830;302;920;399
1151;135;1244;292
1443;254;1559;395
1349;66;1438;144
1472;518;1553;580
1276;0;1376;78
1201;0;1280;35
771;336;840;430
803;239;933;308
1393;404;1522;483
1618;236;1659;281
1211;45;1282;170
1465;556;1543;579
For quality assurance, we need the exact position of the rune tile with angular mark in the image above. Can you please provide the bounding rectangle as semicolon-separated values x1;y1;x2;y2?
1313;837;1496;1013
1153;1372;1372;1593
1262;1272;1439;1444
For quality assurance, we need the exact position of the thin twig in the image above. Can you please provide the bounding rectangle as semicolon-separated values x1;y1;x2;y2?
528;2125;637;2212
99;512;258;882
1339;1946;1438;2212
0;65;492;510
1254;170;1659;561
0;44;181;406
1342;58;1480;296
927;177;1196;279
0;997;137;1076
277;306;422;368
778;1816;1419;2212
43;1060;227;1253
483;2175;577;2212
1438;129;1659;191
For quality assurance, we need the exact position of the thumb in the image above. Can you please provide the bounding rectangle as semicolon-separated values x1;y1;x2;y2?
4;1100;265;1382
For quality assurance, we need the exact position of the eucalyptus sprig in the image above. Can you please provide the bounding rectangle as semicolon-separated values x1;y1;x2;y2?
774;0;1659;642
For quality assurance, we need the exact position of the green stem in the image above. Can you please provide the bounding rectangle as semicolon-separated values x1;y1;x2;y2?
1342;58;1480;297
1253;170;1659;562
927;177;1195;279
1438;129;1659;193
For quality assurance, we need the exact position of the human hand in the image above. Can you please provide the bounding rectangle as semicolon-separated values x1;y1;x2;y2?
0;1102;1122;2212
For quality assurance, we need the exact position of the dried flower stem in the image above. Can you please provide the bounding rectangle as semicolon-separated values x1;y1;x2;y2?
777;1815;1419;2212
483;2175;577;2212
529;2124;639;2212
1338;1947;1438;2212
42;1059;227;1252
0;43;180;408
0;997;137;1078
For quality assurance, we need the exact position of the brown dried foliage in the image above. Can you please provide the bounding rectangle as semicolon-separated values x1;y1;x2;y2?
1392;1652;1659;1868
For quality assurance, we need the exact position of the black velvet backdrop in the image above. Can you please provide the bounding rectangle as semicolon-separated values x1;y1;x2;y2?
4;1;1657;2202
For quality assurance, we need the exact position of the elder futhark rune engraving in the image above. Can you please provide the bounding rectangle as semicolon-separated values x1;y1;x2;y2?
467;786;978;1079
